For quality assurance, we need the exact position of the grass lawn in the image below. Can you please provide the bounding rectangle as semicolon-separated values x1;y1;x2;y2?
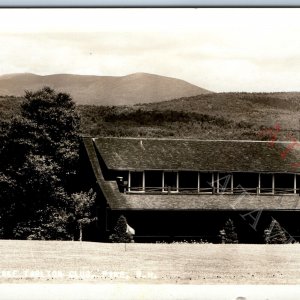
0;240;299;284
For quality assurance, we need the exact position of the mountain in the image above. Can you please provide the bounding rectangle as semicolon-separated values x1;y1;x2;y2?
0;72;212;105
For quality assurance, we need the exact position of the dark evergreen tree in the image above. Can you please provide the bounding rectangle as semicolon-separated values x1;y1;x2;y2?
264;218;287;244
219;218;238;244
109;215;133;243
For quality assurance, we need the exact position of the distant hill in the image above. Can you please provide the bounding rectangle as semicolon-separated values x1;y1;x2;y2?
1;91;300;141
0;72;211;105
136;92;300;133
77;92;300;140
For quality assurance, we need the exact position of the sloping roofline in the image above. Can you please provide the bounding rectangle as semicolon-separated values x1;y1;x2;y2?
83;137;300;210
92;137;300;173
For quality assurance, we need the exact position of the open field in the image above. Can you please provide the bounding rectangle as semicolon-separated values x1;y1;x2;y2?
0;240;300;284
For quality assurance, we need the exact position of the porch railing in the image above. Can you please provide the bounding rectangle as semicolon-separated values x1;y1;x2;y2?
126;186;299;195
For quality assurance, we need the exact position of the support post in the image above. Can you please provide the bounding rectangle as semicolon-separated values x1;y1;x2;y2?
79;222;82;242
142;171;145;192
128;171;131;192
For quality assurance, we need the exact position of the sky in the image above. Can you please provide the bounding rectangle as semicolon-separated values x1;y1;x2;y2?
0;8;300;92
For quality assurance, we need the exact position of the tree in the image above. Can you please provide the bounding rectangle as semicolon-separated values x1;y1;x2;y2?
264;218;287;244
0;87;82;239
219;218;238;244
71;189;96;241
21;87;80;186
0;172;18;237
109;215;133;243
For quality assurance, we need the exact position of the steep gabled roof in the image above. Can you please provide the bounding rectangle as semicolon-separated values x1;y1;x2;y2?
93;137;300;173
83;137;300;210
83;137;128;206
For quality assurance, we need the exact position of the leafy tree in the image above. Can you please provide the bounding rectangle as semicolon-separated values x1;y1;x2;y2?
219;218;238;244
0;172;17;237
109;215;133;243
0;87;82;239
71;189;96;241
21;87;80;186
264;218;287;244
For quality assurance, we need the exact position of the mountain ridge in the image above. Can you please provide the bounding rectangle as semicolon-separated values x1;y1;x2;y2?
0;72;212;105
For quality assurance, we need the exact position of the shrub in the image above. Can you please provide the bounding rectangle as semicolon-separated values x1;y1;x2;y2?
264;218;287;244
219;218;238;244
109;215;133;243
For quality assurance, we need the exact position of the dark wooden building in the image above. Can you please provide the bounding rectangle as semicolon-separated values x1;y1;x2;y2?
82;137;300;243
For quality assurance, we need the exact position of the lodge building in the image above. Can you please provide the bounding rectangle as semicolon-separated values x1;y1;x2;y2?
82;137;300;243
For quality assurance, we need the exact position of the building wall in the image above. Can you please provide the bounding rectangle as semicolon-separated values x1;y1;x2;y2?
108;210;300;243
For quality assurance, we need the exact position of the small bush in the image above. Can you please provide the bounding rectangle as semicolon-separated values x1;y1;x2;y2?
264;218;288;244
109;215;133;243
219;219;238;244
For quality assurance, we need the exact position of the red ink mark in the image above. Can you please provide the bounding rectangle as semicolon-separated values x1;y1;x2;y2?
258;122;280;133
280;133;300;159
267;123;281;148
260;122;300;169
291;162;300;170
274;123;281;131
257;128;267;137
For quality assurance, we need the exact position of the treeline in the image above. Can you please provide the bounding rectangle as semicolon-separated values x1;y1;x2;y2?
78;105;256;139
104;109;235;127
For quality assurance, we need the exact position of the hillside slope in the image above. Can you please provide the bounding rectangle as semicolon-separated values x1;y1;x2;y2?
0;73;211;105
78;92;300;140
1;92;300;140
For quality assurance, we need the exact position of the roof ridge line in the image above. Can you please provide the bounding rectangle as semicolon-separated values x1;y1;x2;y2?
93;137;295;143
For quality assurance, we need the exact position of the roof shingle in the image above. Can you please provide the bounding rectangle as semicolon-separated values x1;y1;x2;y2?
94;137;300;173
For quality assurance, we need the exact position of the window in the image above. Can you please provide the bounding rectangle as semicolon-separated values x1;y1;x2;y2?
297;175;300;194
129;171;144;192
115;171;129;193
233;173;258;194
145;171;163;192
259;173;273;194
217;173;233;194
163;171;178;192
199;173;213;193
274;173;295;194
179;171;198;193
